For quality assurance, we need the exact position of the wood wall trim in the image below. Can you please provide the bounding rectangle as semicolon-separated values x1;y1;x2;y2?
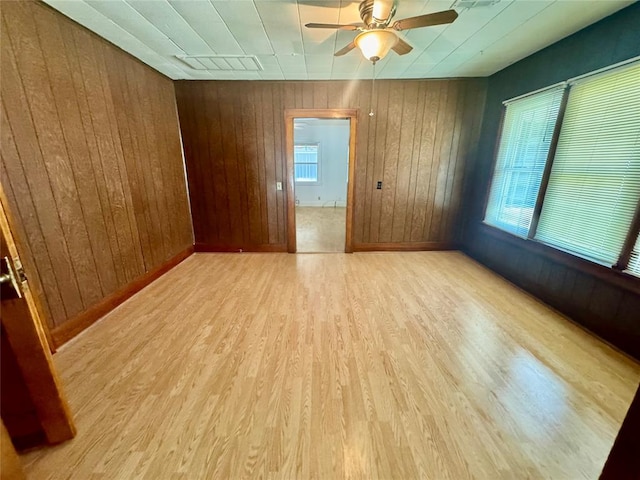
285;111;296;253
345;115;358;253
51;246;194;348
194;243;287;253
353;242;457;252
479;223;640;295
284;108;358;253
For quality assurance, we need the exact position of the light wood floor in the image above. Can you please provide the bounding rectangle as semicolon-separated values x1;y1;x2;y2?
296;207;346;252
21;252;640;479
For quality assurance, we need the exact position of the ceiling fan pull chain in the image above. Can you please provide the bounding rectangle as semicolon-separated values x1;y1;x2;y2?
369;61;376;117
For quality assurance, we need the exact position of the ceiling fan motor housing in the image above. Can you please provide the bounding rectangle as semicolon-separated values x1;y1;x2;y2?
359;0;397;27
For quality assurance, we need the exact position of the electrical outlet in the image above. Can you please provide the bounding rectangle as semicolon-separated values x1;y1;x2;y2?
376;181;382;190
276;182;282;191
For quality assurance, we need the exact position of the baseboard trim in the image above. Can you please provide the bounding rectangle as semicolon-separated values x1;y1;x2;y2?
353;242;457;252
51;246;194;348
194;243;287;253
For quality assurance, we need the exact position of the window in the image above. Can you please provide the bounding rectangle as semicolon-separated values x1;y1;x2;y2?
535;62;640;265
485;60;640;275
628;233;640;277
484;86;565;236
294;144;319;183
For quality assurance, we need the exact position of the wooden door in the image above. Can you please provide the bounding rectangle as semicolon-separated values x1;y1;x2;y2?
0;198;75;445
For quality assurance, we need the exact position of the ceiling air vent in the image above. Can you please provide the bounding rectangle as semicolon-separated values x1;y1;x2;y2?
453;0;501;8
176;55;263;72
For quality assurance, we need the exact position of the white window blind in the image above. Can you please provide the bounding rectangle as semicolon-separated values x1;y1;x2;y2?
535;62;640;265
628;233;640;277
484;86;565;236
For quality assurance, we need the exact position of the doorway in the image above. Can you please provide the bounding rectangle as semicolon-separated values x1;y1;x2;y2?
285;109;357;253
294;118;349;252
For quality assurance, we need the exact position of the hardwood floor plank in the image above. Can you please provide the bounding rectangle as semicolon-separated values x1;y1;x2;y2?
21;252;640;479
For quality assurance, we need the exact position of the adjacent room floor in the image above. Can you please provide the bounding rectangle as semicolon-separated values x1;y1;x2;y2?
295;206;346;252
21;252;640;479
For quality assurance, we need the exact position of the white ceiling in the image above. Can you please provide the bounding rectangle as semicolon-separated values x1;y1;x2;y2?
43;0;633;80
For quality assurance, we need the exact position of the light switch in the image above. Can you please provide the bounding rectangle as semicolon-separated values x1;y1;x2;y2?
276;182;283;191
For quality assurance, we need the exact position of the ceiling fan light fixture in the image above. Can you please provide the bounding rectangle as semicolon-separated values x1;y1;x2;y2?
354;30;398;63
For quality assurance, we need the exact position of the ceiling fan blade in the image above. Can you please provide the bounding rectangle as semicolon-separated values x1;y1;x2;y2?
392;37;413;56
392;9;458;31
335;42;357;57
305;23;363;31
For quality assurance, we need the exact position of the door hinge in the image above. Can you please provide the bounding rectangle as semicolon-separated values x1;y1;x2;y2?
13;257;27;282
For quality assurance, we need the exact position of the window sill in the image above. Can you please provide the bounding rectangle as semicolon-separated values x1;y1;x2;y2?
476;223;640;295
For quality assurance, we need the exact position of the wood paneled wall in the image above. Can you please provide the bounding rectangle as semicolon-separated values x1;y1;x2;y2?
0;1;193;341
462;3;640;359
175;79;486;251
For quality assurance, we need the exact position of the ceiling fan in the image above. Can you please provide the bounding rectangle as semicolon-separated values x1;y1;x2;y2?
305;0;458;64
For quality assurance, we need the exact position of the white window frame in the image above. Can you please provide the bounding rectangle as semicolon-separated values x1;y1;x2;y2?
294;143;321;185
483;84;565;237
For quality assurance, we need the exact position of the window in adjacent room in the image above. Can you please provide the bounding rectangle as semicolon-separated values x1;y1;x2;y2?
484;85;565;237
294;144;320;184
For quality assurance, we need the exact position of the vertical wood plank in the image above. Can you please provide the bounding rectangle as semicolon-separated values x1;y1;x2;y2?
72;27;130;285
58;23;126;278
102;45;154;268
403;82;427;242
379;82;404;243
96;42;145;277
423;82;451;241
410;82;441;242
446;81;476;243
430;81;460;242
160;81;193;250
258;83;274;244
354;82;376;243
369;81;391;243
354;80;372;244
189;83;210;244
233;85;252;245
390;82;418;243
440;81;466;242
201;82;225;243
273;84;287;245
